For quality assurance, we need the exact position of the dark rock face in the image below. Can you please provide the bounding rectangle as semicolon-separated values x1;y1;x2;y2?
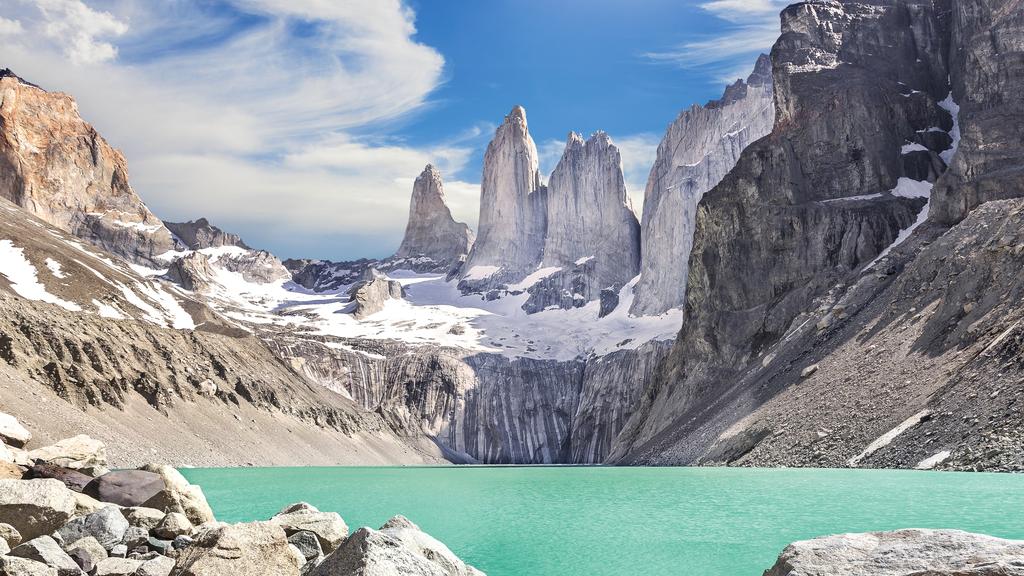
83;471;165;507
394;165;474;273
165;252;215;292
347;273;405;320
613;0;953;460
930;0;1024;224
163;218;248;250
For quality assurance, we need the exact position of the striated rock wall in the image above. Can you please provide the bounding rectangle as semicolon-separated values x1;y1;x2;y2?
631;54;776;316
0;72;175;265
163;218;249;250
613;0;954;460
395;165;474;272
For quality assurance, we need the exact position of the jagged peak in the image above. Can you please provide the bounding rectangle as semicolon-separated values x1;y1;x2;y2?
503;105;529;130
418;163;442;181
587;131;612;147
748;53;773;86
566;131;585;146
0;68;43;90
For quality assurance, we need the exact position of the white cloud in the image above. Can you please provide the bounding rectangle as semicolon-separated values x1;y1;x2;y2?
0;18;24;35
1;0;480;259
644;0;784;83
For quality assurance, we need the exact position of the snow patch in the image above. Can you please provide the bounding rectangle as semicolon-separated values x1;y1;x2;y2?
938;92;961;164
92;299;126;320
574;256;595;266
462;265;500;281
0;240;81;311
45;258;66;279
891;177;933;199
915;450;951;470
506;266;561;291
901;143;929;154
849;409;931;466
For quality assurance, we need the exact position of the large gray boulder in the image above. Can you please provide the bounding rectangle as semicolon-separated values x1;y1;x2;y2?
84;470;166;507
394;165;474;270
138;465;214;525
348;273;405;320
0;556;57;576
763;529;1024;575
9;536;83;576
56;506;129;550
29;435;108;476
0;479;76;541
171;521;301;576
271;503;347;554
0;412;30;448
311;515;483;576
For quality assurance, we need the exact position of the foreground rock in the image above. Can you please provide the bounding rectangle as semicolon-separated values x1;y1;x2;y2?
764;529;1024;575
311;516;483;576
0;412;31;448
0;479;76;541
172;521;300;576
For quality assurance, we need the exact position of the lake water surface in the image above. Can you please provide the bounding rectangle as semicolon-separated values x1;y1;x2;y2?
182;466;1024;576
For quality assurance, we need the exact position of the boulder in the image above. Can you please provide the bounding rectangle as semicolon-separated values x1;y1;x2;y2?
29;435;108;476
121;507;166;531
271;503;347;554
0;479;76;540
147;537;172;556
310;516;483;576
0;461;22;480
138;465;214;525
0;412;31;448
0;556;57;576
109;544;127;558
66;536;107;574
9;536;83;576
121;526;148;550
56;506;129;550
136;554;174;576
27;464;93;492
93;557;143;576
288;530;323;562
763;529;1024;576
71;491;113;516
171;521;301;576
153;512;192;539
84;470;165;507
0;441;12;463
0;522;23;547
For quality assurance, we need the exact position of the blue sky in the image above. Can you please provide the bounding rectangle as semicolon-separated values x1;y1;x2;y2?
1;0;785;260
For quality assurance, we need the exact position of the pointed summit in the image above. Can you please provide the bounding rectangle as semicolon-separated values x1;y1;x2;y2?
395;164;474;268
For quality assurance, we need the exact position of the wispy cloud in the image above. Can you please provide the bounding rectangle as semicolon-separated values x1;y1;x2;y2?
644;0;786;84
2;0;481;259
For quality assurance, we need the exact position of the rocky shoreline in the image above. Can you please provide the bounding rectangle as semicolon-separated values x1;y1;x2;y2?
0;412;482;575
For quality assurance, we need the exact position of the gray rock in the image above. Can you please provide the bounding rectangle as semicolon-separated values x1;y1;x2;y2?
152;512;192;539
165;252;216;292
163;218;249;250
0;538;7;555
271;503;346;554
287;530;323;562
172;534;194;549
9;536;83;576
56;505;129;550
0;556;57;576
146;537;172;556
136;554;174;576
120;507;166;531
66;536;108;565
121;526;149;550
29;435;108;477
631;54;775;316
310;516;482;576
109;545;127;558
93;557;143;576
348;275;405;320
0;479;76;541
26;464;94;493
598;288;619;319
138;465;215;526
171;521;301;576
0;522;22;547
0;412;30;448
460;106;547;289
763;529;1024;575
394;165;474;271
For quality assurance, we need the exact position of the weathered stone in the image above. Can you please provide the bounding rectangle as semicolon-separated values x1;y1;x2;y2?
0;479;76;541
310;516;482;576
0;538;7;555
66;536;107;573
172;521;301;576
0;522;22;547
0;74;175;265
136;554;174;576
348;274;405;320
27;464;93;492
93;557;143;576
0;412;30;448
0;556;57;576
29;435;108;476
71;491;114;517
763;529;1024;575
57;506;128;550
9;536;82;576
288;530;323;562
109;544;127;558
271;503;346;554
121;526;148;550
120;506;166;531
153;512;192;540
147;537;172;556
172;534;194;549
163;218;248;250
0;440;12;463
0;461;22;480
394;165;474;271
138;465;214;525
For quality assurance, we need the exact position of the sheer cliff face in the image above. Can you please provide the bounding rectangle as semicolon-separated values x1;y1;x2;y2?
541;132;641;299
460;106;546;286
395;165;474;268
613;0;955;458
631;55;776;316
164;218;249;250
930;0;1024;224
0;72;175;265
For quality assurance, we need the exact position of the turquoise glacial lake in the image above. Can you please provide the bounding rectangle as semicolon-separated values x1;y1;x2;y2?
182;466;1024;576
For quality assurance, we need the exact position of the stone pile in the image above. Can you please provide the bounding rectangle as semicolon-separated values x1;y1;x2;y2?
0;411;483;575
